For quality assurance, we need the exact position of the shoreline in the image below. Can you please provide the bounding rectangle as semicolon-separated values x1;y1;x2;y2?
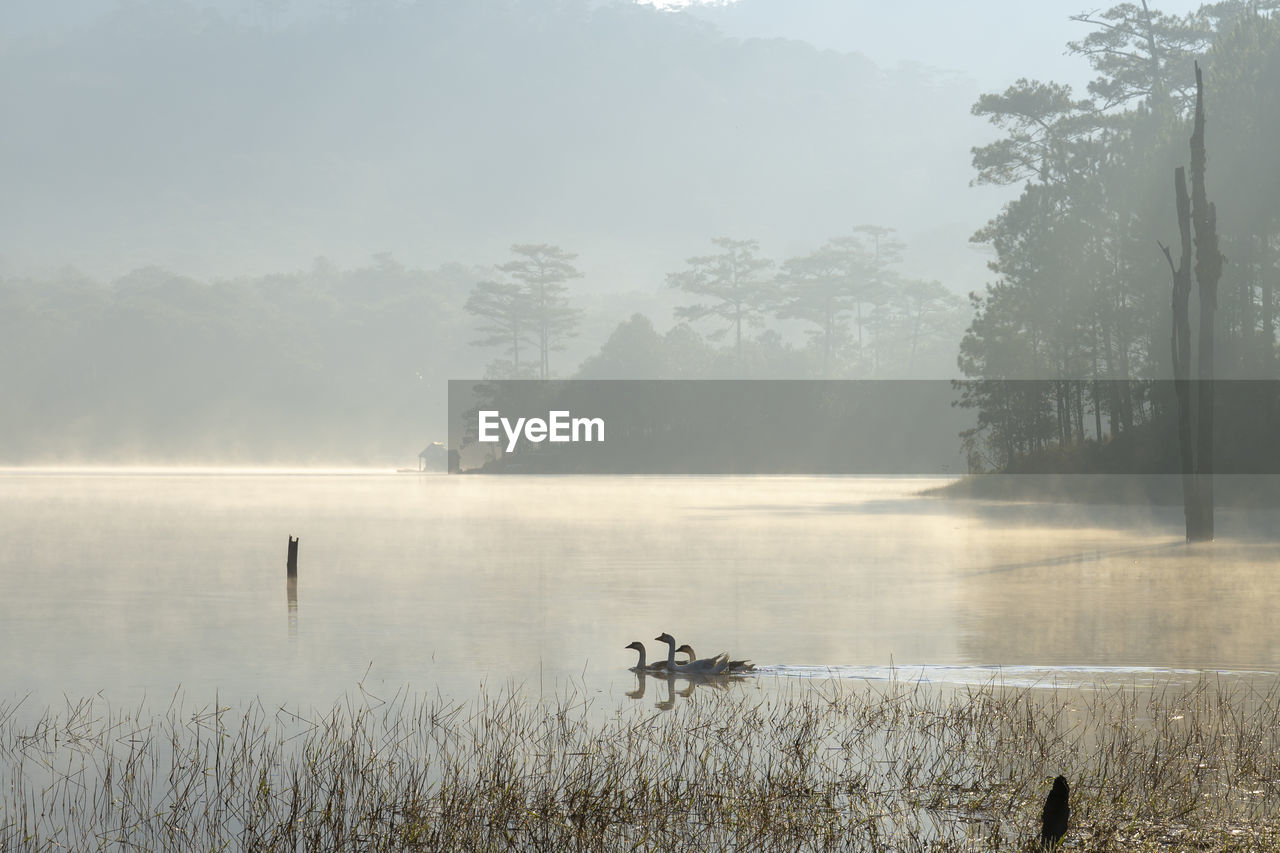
922;473;1280;506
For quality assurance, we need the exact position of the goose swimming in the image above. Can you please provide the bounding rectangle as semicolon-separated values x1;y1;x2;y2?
624;641;669;672
654;632;730;675
675;645;752;671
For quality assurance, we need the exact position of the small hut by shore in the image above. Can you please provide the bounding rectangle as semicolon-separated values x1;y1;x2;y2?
418;442;449;472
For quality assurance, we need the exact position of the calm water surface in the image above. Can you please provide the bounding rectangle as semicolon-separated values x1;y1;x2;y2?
2;471;1278;713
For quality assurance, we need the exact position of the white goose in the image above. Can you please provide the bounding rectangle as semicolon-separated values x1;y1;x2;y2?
654;632;730;675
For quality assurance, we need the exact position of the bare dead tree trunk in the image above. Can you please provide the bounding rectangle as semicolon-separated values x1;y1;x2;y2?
1161;167;1197;539
1189;62;1224;541
1264;235;1276;371
1160;63;1224;542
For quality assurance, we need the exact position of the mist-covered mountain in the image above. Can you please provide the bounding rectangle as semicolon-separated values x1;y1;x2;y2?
0;0;1033;464
679;0;1208;89
0;0;1001;289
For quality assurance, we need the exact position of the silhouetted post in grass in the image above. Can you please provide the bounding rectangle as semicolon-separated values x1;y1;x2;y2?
287;536;299;578
1041;775;1069;850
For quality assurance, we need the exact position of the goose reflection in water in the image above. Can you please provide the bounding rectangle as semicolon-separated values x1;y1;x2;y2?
625;669;738;707
655;673;678;711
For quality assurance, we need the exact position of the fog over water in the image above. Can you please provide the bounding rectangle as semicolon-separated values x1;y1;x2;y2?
2;473;1277;718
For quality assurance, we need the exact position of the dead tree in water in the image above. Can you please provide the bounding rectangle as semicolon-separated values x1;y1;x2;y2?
1160;63;1224;542
1162;167;1196;537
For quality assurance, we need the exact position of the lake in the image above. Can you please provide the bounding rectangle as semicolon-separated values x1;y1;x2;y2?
2;470;1278;717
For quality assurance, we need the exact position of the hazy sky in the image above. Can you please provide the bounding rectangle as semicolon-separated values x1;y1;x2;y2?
0;0;1216;284
5;0;1211;92
678;0;1212;91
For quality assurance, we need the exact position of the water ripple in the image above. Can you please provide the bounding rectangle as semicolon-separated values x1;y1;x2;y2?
752;663;1280;688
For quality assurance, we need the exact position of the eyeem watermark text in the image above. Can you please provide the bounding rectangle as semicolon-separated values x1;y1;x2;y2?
478;410;604;452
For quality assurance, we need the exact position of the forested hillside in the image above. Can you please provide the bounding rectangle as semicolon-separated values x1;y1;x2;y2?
956;2;1280;471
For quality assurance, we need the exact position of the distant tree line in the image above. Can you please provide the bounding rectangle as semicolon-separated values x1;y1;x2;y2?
0;223;969;463
0;257;477;463
467;229;965;381
957;1;1280;473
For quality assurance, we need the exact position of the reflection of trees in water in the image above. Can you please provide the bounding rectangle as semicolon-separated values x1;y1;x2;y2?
956;526;1280;668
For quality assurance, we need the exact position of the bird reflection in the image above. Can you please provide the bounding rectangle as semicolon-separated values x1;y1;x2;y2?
626;670;743;709
655;673;677;711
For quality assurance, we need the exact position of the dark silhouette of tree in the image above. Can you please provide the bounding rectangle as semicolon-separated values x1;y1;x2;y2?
970;79;1096;186
847;226;901;372
1161;164;1196;533
958;3;1279;476
577;314;664;379
496;243;582;380
464;279;533;379
776;228;955;377
1068;1;1211;111
667;237;774;373
1210;4;1280;377
1161;63;1225;541
776;244;857;377
889;278;966;373
575;314;717;379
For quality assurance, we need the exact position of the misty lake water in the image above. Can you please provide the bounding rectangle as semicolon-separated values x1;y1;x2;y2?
3;470;1279;716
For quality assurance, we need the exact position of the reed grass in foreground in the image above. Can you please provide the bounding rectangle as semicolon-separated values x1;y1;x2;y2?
3;677;1280;851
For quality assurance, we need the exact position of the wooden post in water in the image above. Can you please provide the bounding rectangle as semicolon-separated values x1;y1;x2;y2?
287;536;299;578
